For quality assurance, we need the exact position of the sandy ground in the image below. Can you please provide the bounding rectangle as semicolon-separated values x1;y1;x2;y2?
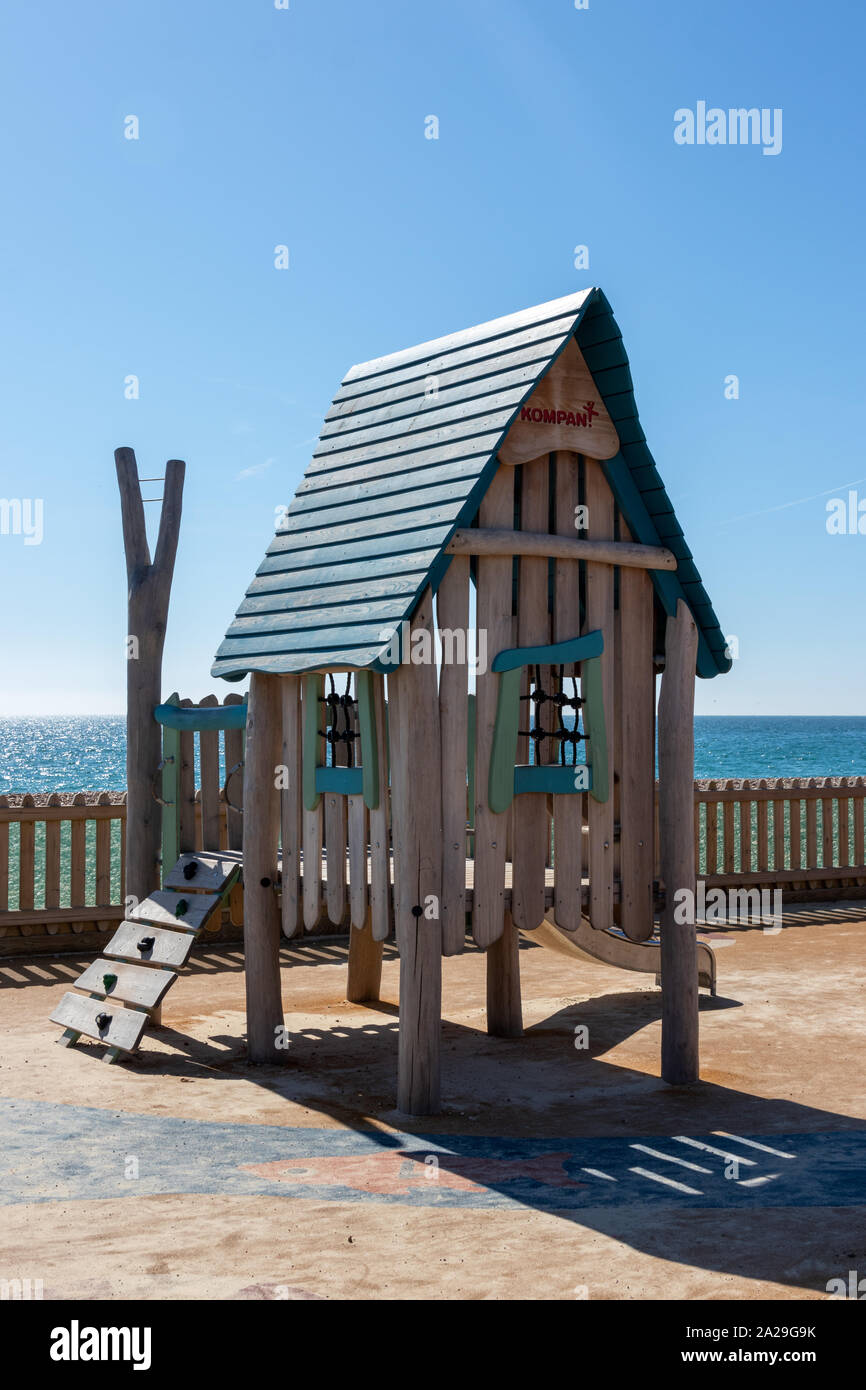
1;903;865;1300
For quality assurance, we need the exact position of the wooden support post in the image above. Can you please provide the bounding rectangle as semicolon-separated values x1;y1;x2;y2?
116;448;184;907
243;672;286;1063
658;600;700;1085
388;587;443;1115
346;908;384;1003
486;910;523;1036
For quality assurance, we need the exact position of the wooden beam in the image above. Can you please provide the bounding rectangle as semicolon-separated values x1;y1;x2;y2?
346;907;384;1003
447;527;676;571
486;910;523;1036
388;587;443;1115
658;599;700;1085
243;672;286;1063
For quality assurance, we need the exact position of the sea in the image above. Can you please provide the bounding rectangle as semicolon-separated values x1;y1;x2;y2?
1;715;865;795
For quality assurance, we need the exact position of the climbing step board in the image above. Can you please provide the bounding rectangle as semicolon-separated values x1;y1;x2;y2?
163;851;242;895
50;992;149;1061
104;920;196;970
76;958;177;1013
128;890;222;933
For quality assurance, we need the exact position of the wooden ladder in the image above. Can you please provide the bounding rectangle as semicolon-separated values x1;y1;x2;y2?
49;851;242;1063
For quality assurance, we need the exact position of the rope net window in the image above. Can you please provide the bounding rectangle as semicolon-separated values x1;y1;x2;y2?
519;663;586;767
319;673;359;767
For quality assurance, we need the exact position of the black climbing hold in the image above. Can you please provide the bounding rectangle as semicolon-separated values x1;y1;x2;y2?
95;1013;112;1031
411;904;423;918
183;860;198;880
260;877;271;888
137;937;155;953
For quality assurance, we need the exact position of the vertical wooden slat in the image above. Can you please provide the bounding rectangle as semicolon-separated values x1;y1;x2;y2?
757;779;771;871
224;693;246;852
789;793;802;873
0;796;9;912
95;791;111;905
705;785;719;876
584;459;615;930
243;672;285;1063
347;686;369;930
198;694;221;851
511;455;550;933
347;907;383;1003
552;451;584;932
473;465;514;948
804;778;818;868
821;780;835;870
18;794;35;911
70;792;87;927
388;587;443;1115
617;559;655;941
178;697;196;855
120;797;127;906
44;794;62;926
302;675;324;930
369;674;392;942
773;781;787;872
838;787;850;868
280;675;303;939
324;678;348;926
853;781;865;874
723;786;736;875
438;553;470;954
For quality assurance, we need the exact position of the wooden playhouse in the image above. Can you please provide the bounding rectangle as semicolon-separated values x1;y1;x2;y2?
210;287;730;1114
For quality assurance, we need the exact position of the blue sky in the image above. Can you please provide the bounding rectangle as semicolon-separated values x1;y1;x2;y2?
0;0;862;715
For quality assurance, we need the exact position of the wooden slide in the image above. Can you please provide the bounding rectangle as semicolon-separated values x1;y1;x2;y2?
522;914;717;995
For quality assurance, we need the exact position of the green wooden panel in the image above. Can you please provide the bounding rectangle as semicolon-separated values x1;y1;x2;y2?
307;409;516;473
355;670;379;810
302;673;324;811
238;575;421;616
581;656;609;804
342;290;592;386
334;312;579;401
491;629;603;674
216;624;400;661
315;766;364;795
227;602;408;639
299;435;499;493
268;502;461;555
160;693;181;884
257;525;453;576
488;667;522;814
280;478;486;534
321;359;547;440
513;764;592;796
154;702;248;731
291;456;489;515
248;555;434;595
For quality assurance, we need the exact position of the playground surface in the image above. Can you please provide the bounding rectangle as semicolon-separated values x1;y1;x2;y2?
2;903;865;1301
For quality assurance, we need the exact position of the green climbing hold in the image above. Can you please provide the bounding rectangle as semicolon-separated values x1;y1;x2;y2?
175;898;189;918
102;973;117;993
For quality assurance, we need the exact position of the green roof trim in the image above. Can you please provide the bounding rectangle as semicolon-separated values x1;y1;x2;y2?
213;288;730;681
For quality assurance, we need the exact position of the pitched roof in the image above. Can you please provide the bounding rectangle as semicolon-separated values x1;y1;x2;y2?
212;288;731;681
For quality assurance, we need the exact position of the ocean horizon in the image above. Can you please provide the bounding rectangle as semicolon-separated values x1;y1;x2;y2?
1;715;865;795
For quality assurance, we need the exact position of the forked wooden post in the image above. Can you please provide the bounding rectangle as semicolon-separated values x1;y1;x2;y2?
243;671;286;1062
658;599;700;1084
115;448;184;907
